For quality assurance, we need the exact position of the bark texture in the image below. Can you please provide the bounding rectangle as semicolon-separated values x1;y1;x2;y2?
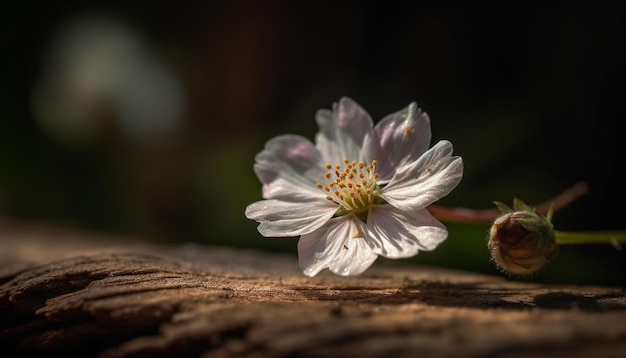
1;219;625;357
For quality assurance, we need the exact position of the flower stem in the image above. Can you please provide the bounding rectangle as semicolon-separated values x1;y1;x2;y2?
555;230;626;248
428;181;589;224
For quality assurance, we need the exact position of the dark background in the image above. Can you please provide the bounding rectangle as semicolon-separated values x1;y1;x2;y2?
1;1;624;285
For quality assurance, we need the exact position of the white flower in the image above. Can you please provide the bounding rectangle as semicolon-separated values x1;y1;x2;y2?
245;97;463;277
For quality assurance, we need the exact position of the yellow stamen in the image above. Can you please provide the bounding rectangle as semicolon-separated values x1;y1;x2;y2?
318;159;381;219
352;231;364;238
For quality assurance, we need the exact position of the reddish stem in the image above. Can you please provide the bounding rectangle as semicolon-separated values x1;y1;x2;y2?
427;181;590;224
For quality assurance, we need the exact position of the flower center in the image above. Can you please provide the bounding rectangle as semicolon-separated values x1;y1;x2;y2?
316;158;382;220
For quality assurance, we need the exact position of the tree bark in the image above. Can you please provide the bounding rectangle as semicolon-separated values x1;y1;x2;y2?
1;218;625;357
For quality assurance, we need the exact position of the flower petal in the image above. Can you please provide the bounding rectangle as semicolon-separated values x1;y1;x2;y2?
365;205;448;258
315;97;373;164
245;199;337;237
298;217;378;277
363;102;432;182
254;134;327;200
380;140;463;211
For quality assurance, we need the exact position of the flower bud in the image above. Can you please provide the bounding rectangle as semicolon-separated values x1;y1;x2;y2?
488;198;558;276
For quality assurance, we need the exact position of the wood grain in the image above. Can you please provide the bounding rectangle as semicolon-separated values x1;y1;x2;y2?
1;218;625;357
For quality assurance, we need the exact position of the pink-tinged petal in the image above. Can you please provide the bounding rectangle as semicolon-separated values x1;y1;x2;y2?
245;199;337;237
254;134;327;200
363;102;432;182
380;140;463;211
314;97;373;165
298;217;378;277
365;206;448;258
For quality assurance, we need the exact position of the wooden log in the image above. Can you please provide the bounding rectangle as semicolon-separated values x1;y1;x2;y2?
1;218;625;357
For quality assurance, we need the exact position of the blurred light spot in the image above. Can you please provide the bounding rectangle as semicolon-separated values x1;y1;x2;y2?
31;15;185;144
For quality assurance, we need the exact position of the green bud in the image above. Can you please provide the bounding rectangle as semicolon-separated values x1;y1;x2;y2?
488;198;558;276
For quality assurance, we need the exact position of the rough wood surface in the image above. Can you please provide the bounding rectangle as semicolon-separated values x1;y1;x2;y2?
1;219;625;357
